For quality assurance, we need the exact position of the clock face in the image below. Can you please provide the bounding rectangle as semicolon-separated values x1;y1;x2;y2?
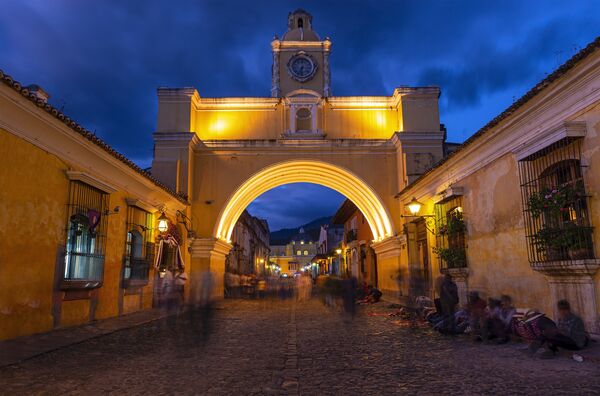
287;53;317;82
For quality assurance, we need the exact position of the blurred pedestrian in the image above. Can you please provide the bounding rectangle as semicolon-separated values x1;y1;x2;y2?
162;270;181;332
342;276;357;319
188;270;215;344
439;274;459;334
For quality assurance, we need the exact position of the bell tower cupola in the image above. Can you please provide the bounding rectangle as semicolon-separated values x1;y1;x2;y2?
271;10;332;98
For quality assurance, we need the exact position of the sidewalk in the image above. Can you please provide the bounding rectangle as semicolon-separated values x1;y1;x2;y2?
0;309;168;368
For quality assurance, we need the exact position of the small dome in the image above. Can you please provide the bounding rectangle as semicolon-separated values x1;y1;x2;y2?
282;9;320;41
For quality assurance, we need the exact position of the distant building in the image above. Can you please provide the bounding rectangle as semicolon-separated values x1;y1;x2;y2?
226;210;270;274
317;224;344;255
332;199;377;286
270;227;318;276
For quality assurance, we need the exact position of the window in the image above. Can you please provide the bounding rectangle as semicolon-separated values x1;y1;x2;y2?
123;205;154;286
519;138;594;264
296;250;301;256
297;18;303;28
434;196;467;270
63;181;108;289
303;250;309;256
295;108;312;131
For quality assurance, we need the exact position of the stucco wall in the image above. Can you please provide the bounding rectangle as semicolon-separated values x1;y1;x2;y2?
0;128;68;339
0;128;163;340
579;103;600;312
190;146;400;240
460;154;551;310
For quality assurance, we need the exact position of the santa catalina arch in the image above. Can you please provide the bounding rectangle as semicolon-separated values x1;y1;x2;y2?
152;10;446;296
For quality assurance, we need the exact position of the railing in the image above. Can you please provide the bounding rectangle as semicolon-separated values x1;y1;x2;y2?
62;252;104;289
345;229;358;243
518;137;596;268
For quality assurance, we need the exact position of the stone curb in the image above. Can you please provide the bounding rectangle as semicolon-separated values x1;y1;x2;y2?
0;309;171;368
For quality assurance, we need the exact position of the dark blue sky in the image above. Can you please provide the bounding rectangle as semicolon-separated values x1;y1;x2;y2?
1;1;598;230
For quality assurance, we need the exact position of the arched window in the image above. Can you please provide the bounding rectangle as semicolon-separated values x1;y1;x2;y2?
297;18;303;28
123;205;154;285
303;250;309;256
62;180;108;289
519;138;594;263
295;107;312;131
64;213;98;280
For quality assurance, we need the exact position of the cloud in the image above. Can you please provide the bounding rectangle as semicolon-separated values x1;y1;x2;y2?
1;0;598;228
247;183;344;231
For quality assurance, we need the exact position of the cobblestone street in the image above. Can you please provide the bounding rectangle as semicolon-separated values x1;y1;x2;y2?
1;299;599;395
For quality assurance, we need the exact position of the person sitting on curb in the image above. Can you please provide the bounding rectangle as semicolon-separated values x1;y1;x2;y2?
543;300;589;357
467;291;487;341
513;309;557;357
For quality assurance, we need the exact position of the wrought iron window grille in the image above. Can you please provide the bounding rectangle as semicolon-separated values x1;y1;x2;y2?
123;205;155;287
62;181;109;290
434;196;467;271
518;137;596;274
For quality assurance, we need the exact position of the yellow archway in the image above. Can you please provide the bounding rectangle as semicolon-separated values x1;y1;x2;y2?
214;160;395;243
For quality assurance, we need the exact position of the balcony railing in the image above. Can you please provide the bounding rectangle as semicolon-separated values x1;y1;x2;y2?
345;229;358;243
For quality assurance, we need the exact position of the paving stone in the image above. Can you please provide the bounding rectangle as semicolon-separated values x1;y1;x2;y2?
0;299;599;395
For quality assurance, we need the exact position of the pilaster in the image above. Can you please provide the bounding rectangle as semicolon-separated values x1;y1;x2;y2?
188;238;233;299
531;259;600;333
372;235;407;302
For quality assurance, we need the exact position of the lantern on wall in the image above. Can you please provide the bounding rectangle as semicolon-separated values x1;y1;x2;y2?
406;197;424;216
157;212;169;233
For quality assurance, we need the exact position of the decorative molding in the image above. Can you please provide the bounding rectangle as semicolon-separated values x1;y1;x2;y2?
65;171;117;194
189;238;233;259
125;198;158;213
531;259;600;277
442;267;469;278
433;186;464;204
513;121;587;161
372;236;405;259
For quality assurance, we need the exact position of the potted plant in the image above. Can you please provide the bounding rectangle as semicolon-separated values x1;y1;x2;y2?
528;181;585;218
433;246;467;268
438;212;466;236
532;222;594;261
563;223;594;260
532;225;565;261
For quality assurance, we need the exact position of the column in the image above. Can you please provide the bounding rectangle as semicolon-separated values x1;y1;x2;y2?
547;274;599;333
372;235;407;303
189;238;233;299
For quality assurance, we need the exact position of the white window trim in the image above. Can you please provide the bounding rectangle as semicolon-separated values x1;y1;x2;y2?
66;170;117;194
513;121;587;161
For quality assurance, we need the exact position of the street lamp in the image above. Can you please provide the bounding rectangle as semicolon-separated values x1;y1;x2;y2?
335;248;343;276
406;197;423;216
157;212;169;233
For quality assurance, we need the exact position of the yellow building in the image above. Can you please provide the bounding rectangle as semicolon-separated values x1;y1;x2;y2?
5;8;597;341
0;71;189;340
270;227;319;276
397;37;600;333
151;10;448;300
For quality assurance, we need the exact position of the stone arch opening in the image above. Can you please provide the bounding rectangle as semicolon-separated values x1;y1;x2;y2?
214;160;395;243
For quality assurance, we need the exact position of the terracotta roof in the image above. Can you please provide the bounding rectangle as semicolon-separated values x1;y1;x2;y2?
396;35;600;198
0;69;188;204
331;198;358;225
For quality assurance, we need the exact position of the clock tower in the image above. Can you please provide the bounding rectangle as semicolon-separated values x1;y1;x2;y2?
271;10;331;98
